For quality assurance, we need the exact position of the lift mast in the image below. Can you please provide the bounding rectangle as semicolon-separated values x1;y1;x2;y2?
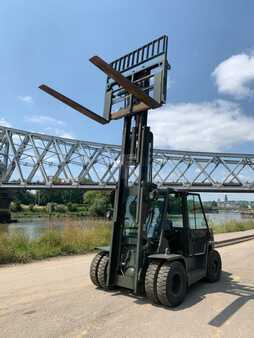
40;35;170;294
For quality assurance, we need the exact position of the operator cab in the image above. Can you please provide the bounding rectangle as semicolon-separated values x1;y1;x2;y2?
146;189;212;257
120;187;213;266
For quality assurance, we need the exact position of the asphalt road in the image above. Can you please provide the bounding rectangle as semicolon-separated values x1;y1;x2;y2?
0;241;253;338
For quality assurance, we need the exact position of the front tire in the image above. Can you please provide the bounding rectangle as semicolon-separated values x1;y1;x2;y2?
97;253;109;289
206;250;222;282
157;261;187;307
145;260;163;304
89;251;107;287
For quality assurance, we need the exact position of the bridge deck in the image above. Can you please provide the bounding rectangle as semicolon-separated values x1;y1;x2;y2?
1;125;254;192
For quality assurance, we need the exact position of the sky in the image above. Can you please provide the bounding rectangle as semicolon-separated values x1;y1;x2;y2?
1;0;254;200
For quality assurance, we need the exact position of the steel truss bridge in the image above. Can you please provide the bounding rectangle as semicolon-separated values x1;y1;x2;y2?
1;125;254;192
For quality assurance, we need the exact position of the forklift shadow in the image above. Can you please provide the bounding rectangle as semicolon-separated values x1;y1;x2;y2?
104;271;254;327
175;271;254;327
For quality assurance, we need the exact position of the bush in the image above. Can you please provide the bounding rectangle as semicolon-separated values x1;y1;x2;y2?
28;204;34;212
67;202;78;212
10;201;23;212
0;233;13;264
83;191;111;217
0;232;32;263
88;198;109;217
31;205;47;214
54;204;67;213
47;202;56;214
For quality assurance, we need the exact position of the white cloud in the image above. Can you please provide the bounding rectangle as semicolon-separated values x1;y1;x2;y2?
149;100;254;152
59;131;74;139
26;114;73;139
18;95;33;103
0;118;11;127
44;127;74;139
26;114;65;126
212;52;254;98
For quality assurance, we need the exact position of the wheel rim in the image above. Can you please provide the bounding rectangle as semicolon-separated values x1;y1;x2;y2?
171;273;181;295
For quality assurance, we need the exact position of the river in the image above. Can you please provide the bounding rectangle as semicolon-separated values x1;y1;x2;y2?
0;211;253;240
0;216;106;240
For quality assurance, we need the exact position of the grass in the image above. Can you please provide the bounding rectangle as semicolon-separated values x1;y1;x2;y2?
0;220;111;264
211;219;254;234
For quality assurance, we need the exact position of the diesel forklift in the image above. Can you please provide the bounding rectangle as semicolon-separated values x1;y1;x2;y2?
40;35;222;307
91;188;221;306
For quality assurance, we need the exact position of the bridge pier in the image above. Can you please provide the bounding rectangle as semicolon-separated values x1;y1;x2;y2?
0;159;11;222
0;190;12;223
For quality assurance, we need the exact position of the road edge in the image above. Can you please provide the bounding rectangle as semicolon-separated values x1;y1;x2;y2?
215;234;254;248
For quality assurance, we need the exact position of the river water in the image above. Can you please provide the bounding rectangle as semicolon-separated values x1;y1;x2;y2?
0;212;252;240
0;217;107;240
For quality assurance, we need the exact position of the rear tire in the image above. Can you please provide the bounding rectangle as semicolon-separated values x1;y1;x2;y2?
97;253;109;289
157;261;187;307
89;251;106;286
206;250;222;282
145;260;162;304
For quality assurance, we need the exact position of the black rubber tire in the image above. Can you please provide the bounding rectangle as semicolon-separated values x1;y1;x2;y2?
206;250;222;282
145;260;163;304
157;261;187;307
97;253;109;289
89;251;106;286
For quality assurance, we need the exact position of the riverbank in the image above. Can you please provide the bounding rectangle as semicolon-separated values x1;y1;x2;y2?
10;206;94;219
1;219;254;265
0;220;111;264
211;219;254;233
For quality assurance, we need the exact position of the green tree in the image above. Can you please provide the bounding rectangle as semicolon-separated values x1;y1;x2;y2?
83;191;111;217
211;200;218;208
14;190;35;205
35;189;84;205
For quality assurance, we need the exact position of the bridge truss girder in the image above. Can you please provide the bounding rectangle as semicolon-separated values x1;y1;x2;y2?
1;126;254;192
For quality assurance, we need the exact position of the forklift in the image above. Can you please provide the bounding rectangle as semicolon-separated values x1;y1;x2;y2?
40;35;221;307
